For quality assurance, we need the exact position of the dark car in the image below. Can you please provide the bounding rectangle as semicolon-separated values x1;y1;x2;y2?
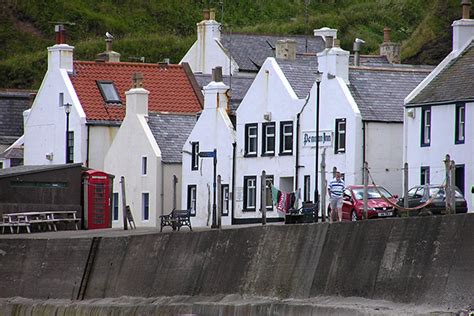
397;184;468;216
329;185;399;221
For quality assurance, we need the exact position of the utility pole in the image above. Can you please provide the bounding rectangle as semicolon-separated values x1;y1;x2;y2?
444;154;452;215
450;160;456;214
120;176;128;230
403;162;409;209
261;170;267;225
363;162;368;220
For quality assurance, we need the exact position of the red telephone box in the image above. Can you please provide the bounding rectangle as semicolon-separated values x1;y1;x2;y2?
83;170;111;230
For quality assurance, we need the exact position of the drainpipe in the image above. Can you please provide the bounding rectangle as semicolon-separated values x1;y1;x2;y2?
160;161;164;216
231;142;236;224
86;125;90;167
295;93;312;194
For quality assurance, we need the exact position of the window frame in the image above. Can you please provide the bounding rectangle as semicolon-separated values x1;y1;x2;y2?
420;166;430;185
67;131;74;163
279;121;294;156
191;142;199;170
334;118;346;154
244;123;258;157
243;176;257;211
455;103;465;144
112;192;119;221
142;192;150;221
96;80;121;104
141;156;147;175
260;175;274;211
221;184;230;216
187;185;197;216
421;106;431;147
261;122;276;156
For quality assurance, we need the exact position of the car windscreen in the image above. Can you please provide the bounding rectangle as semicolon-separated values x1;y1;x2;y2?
352;187;392;200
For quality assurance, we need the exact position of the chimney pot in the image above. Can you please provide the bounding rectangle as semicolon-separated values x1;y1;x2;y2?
333;39;341;47
212;67;223;82
203;9;210;20
383;27;392;42
106;38;113;51
132;72;144;88
325;36;334;49
462;0;471;19
55;24;66;44
209;8;216;20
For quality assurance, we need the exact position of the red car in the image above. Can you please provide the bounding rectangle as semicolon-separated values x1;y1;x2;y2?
330;185;399;221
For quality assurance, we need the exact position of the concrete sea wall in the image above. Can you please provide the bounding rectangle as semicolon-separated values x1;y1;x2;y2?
0;214;473;313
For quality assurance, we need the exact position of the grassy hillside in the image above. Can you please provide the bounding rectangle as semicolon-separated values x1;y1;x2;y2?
0;0;463;89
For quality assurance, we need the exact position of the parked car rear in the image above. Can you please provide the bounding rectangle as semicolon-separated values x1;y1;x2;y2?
333;185;398;221
397;184;468;216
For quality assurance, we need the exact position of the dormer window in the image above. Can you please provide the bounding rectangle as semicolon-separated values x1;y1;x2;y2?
97;81;121;103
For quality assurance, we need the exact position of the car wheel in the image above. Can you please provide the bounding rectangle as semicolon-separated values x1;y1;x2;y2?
418;209;433;216
351;210;358;222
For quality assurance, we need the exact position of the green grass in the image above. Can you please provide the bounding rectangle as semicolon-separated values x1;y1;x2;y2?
0;0;464;89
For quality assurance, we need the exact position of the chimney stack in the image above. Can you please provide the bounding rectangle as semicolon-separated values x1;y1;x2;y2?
325;36;334;49
462;0;471;19
212;66;223;82
97;33;120;62
379;27;401;63
126;73;149;116
275;39;297;60
48;24;74;73
451;0;474;52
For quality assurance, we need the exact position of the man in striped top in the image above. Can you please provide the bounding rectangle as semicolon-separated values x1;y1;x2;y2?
328;171;345;222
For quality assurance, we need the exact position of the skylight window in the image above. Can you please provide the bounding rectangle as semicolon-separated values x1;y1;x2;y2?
97;81;121;103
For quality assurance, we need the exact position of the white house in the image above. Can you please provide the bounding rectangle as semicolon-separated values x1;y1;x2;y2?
404;1;474;209
181;68;236;227
298;37;431;213
23;26;202;170
104;76;196;228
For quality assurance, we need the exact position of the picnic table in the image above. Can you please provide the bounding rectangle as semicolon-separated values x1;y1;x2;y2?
1;211;79;234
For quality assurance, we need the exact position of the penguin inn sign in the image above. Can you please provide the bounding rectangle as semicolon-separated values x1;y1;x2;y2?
303;130;333;147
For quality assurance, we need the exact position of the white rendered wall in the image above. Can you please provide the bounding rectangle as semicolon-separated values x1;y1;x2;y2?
105;90;162;228
298;77;363;209
234;58;304;220
181;87;235;227
404;103;473;210
180;19;238;75
365;122;403;195
88;125;119;170
24;66;87;166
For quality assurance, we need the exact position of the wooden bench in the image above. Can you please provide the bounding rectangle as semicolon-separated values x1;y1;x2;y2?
159;209;192;232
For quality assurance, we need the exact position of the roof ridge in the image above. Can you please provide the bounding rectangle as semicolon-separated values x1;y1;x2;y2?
73;61;182;68
350;65;433;73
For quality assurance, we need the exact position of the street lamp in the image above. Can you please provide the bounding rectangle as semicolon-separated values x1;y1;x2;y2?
64;103;72;163
314;71;323;221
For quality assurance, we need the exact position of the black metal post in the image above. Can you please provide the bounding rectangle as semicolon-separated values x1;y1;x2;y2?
314;80;321;221
211;148;218;228
65;111;70;163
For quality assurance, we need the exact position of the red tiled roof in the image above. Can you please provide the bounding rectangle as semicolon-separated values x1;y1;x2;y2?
70;61;202;122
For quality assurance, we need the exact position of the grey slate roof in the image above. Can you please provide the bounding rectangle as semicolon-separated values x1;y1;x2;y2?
220;34;325;72
349;66;431;122
147;113;196;164
277;58;319;99
0;90;34;145
407;41;474;106
349;55;389;66
0;147;23;159
194;74;254;110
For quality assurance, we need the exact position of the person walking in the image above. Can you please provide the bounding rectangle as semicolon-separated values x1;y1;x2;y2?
328;171;345;222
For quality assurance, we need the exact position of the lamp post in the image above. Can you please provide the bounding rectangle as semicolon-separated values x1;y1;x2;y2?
314;71;323;221
64;103;72;163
